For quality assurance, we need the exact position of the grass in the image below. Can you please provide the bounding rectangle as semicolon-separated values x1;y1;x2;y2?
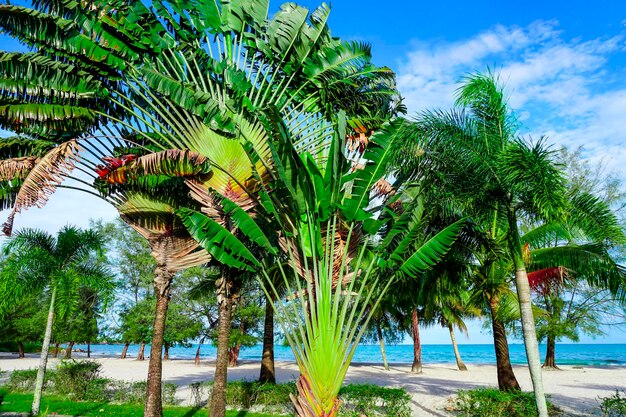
0;389;284;417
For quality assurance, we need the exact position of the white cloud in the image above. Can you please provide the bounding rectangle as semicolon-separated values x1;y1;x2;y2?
397;20;626;179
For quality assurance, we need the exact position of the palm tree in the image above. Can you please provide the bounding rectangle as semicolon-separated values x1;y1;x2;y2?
522;191;626;368
416;72;569;415
0;226;114;415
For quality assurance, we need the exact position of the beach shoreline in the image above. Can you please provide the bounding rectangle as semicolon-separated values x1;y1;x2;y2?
1;354;625;416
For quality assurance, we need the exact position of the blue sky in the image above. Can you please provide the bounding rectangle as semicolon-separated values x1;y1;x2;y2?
1;0;626;344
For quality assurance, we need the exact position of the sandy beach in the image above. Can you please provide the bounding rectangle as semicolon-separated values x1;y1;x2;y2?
1;353;625;416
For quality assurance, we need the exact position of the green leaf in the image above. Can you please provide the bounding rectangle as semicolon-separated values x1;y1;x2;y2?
177;207;259;271
398;219;466;276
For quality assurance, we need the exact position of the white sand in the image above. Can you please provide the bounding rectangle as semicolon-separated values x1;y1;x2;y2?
1;353;624;416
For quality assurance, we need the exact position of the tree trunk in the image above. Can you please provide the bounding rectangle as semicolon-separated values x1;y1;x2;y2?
32;287;56;416
509;216;548;417
17;341;25;358
64;341;75;359
53;342;60;358
448;323;467;371
489;295;521;391
543;335;559;369
229;344;241;367
259;298;276;383
137;341;146;361
144;264;173;417
195;342;202;367
210;283;234;417
411;309;422;374
87;341;91;358
514;267;548;416
121;341;130;359
163;344;170;361
376;321;390;371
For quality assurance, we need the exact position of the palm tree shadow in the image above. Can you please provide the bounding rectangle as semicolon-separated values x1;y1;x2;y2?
182;407;203;417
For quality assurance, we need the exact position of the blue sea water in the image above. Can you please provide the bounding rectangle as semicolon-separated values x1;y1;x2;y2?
74;343;626;366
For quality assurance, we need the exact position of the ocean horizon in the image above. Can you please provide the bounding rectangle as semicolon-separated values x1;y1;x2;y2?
71;343;626;367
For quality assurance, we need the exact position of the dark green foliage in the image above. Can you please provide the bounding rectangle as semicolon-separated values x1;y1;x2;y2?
452;388;560;417
0;341;41;353
600;391;626;417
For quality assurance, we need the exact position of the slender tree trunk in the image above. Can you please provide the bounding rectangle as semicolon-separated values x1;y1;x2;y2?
87;341;91;358
210;280;234;417
448;323;467;371
509;215;548;417
17;341;25;358
121;341;130;359
53;342;60;358
543;335;559;369
229;345;241;367
163;344;170;361
259;297;276;383
489;295;521;391
195;341;202;367
32;287;56;416
64;341;75;359
376;321;390;371
411;309;422;374
137;341;146;361
144;264;173;417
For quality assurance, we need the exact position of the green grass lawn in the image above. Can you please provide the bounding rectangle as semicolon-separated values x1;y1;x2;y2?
0;390;284;417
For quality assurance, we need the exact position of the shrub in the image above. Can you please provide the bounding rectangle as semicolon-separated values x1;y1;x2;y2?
600;390;626;417
452;388;560;417
201;381;409;416
53;360;102;400
339;383;411;417
111;380;178;405
6;368;54;392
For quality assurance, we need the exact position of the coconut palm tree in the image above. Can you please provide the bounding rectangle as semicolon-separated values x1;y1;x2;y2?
0;226;114;415
414;71;569;415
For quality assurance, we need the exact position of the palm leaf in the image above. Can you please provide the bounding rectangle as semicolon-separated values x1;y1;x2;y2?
398;219;466;276
2;139;82;236
177;207;260;271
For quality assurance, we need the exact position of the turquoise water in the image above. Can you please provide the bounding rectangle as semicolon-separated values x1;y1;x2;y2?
74;343;626;366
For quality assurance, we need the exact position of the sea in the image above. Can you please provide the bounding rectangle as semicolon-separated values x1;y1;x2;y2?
72;343;626;366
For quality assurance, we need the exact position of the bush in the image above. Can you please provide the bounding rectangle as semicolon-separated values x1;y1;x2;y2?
53;360;102;400
5;368;54;392
201;381;410;416
339;383;411;417
452;388;560;417
600;391;626;417
111;380;178;405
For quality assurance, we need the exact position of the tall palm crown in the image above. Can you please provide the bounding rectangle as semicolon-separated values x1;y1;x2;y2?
0;225;113;316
